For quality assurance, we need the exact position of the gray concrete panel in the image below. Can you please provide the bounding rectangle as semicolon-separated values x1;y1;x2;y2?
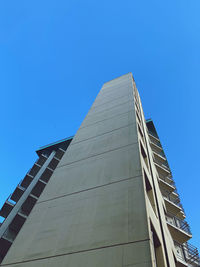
96;86;133;102
101;73;133;89
90;98;134;115
91;93;133;110
1;240;152;267
37;143;142;202
2;178;149;265
72;111;136;144
60;123;138;166
80;100;135;128
94;91;134;107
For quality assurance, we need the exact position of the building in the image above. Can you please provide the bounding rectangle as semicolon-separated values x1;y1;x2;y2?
0;73;199;267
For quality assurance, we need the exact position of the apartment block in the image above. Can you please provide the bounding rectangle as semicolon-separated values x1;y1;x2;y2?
0;73;199;267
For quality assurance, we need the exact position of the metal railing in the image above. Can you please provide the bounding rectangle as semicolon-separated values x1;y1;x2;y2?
159;175;175;187
175;241;200;266
3;195;16;206
152;149;166;159
148;131;159;140
154;158;171;172
166;214;192;235
162;189;182;208
150;138;162;149
0;195;16;225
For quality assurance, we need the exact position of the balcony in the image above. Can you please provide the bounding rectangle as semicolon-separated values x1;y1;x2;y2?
36;154;48;167
9;212;27;235
0;236;12;264
162;190;185;219
174;242;200;267
0;196;15;219
166;214;192;243
2;227;16;243
150;138;163;152
149;131;160;140
159;174;174;186
20;194;38;216
153;150;167;162
31;179;47;198
28;163;41;177
10;184;25;202
20;174;34;188
159;176;175;193
149;133;162;147
154;158;171;172
151;144;165;158
39;167;54;183
54;148;66;160
154;159;172;180
48;157;60;171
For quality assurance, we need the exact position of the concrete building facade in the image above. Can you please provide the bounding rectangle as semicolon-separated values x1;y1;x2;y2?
0;73;199;266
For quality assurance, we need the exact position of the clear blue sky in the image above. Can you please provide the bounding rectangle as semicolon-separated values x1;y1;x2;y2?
0;0;199;248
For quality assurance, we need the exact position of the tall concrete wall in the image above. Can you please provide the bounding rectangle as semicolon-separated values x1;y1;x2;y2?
1;74;153;267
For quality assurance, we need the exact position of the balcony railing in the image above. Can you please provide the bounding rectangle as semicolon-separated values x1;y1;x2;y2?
150;138;162;149
175;241;200;266
0;195;16;219
152;146;165;157
159;175;175;187
162;189;183;208
148;131;159;140
166;214;192;236
154;158;171;172
153;150;166;161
